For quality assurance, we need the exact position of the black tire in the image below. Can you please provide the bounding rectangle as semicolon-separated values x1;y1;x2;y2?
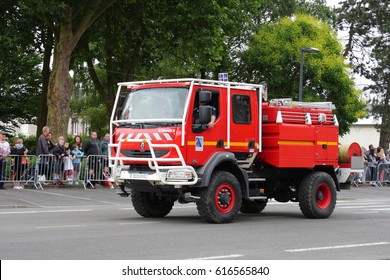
131;190;174;218
299;171;337;219
240;199;267;213
196;171;242;223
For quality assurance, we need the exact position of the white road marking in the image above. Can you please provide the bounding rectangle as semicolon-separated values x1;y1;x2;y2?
35;225;86;229
339;204;389;209
337;202;382;205
0;209;92;215
286;242;390;253
188;254;244;260
13;198;45;208
118;221;161;225
24;189;92;201
119;205;197;211
355;211;380;214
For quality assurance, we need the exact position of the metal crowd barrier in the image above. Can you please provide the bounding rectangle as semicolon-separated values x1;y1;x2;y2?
375;163;390;187
0;155;42;190
0;154;114;190
365;162;378;184
85;155;113;189
36;154;87;189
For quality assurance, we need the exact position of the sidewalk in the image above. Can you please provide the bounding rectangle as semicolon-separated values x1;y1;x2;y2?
0;181;115;190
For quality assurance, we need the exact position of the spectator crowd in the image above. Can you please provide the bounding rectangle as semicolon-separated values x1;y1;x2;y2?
0;127;112;190
2;127;390;190
358;144;390;185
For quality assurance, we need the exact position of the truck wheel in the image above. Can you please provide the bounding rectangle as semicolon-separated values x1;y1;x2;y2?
196;171;242;223
240;200;267;214
131;190;174;218
299;171;337;219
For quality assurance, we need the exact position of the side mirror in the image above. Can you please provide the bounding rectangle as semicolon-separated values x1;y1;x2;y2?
118;93;126;107
199;105;212;124
199;90;212;104
116;93;127;119
116;108;123;119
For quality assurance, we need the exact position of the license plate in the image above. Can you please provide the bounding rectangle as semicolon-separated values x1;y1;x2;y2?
128;173;149;179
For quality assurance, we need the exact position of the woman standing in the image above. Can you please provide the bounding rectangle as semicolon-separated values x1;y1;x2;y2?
72;135;83;152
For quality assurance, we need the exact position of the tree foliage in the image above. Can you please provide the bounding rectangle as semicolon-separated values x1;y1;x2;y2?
337;0;390;148
239;14;365;135
0;1;41;133
1;0;368;138
16;0;117;140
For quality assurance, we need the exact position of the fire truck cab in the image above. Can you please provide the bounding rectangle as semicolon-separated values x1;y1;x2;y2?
109;78;341;223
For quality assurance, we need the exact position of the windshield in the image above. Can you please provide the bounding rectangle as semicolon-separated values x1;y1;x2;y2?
120;87;188;122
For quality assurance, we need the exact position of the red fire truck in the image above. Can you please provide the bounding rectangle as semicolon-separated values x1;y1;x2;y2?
109;78;346;223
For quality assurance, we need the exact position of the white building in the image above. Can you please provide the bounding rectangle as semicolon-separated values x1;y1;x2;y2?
339;116;382;150
1;114;88;138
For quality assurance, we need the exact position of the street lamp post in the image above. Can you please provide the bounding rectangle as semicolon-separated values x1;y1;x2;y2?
298;47;320;102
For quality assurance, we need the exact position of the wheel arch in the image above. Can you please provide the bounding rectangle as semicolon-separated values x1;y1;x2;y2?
314;165;340;191
195;152;249;195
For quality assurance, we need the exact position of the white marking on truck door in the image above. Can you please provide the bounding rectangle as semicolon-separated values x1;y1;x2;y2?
163;133;173;141
134;133;143;140
143;133;152;140
153;133;162;140
118;133;125;141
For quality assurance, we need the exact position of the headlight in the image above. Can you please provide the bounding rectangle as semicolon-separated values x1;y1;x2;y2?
166;170;194;181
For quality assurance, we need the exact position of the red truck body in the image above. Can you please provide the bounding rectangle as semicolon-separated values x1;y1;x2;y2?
109;79;345;223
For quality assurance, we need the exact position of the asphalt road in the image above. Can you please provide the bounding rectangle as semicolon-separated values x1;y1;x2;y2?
0;185;390;260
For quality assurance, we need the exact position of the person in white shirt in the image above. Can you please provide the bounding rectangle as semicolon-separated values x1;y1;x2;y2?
0;131;11;189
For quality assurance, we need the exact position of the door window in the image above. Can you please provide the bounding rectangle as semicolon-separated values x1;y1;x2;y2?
232;95;251;124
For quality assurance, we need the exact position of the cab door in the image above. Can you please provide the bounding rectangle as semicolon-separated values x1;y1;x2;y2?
228;91;259;159
185;87;227;166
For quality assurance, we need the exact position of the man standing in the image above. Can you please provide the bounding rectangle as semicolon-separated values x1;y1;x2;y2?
84;131;100;188
37;126;51;156
0;131;11;189
100;133;114;189
36;126;51;181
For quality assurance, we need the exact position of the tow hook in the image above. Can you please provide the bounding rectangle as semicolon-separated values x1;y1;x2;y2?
116;186;130;197
178;192;200;203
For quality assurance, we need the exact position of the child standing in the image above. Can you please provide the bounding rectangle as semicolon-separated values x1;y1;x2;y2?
63;142;74;185
71;143;84;185
11;138;28;189
52;136;66;185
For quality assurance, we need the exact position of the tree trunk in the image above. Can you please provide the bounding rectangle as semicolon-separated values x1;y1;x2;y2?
44;1;117;140
47;24;73;140
379;78;390;150
36;28;53;138
200;68;206;79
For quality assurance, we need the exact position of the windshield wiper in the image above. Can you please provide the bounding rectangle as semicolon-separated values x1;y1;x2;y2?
119;123;144;128
144;122;181;127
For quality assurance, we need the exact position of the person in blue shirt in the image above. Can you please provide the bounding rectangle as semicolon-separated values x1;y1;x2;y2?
71;143;84;185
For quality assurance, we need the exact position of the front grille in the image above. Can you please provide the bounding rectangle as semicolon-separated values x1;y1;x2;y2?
121;149;169;158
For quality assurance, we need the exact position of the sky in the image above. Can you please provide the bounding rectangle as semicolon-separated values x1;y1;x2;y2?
326;0;342;7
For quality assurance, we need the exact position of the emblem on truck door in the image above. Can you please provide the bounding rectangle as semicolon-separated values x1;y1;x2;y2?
195;136;204;151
